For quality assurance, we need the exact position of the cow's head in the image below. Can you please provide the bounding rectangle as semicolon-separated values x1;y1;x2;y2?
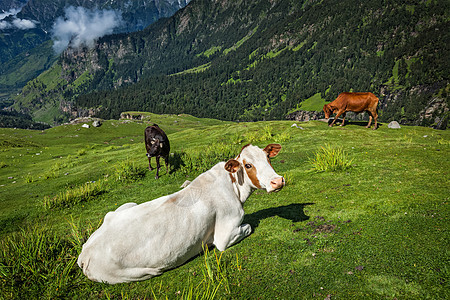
323;104;332;119
225;144;284;193
146;138;163;157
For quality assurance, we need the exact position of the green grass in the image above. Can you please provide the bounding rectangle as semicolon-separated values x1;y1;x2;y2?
309;144;353;172
245;46;288;71
196;46;223;58
289;92;329;113
172;62;212;75
0;114;449;299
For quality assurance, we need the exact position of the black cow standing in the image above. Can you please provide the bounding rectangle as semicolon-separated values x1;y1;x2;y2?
144;124;170;179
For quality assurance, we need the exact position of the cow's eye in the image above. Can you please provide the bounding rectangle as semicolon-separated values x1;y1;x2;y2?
245;163;252;169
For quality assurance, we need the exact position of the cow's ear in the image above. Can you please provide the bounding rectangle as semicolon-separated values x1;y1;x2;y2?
264;144;282;158
225;159;241;173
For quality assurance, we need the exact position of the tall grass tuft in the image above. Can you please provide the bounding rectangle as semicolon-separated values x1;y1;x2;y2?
113;159;147;183
67;217;100;254
245;126;273;143
274;130;293;143
24;173;35;183
262;125;273;140
150;244;232;299
176;143;239;176
42;180;107;209
309;144;353;172
201;244;230;295
0;226;82;299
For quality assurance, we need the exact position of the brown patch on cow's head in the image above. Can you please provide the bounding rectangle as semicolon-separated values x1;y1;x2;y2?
229;173;236;183
240;144;251;151
225;159;241;173
263;144;281;158
243;159;261;189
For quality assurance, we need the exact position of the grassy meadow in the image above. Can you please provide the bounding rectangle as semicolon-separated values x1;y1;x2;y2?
0;113;448;299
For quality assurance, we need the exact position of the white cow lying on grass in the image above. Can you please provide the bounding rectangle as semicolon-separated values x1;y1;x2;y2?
77;144;285;284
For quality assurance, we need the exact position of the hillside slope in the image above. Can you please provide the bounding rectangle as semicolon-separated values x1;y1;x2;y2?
0;116;448;298
12;0;450;126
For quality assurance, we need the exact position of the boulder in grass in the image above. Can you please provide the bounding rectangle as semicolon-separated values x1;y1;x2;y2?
388;121;401;129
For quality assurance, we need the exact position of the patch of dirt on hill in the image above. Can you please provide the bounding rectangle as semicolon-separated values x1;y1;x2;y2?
292;215;345;235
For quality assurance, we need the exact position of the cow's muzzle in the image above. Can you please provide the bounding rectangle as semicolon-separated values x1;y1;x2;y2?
269;177;285;192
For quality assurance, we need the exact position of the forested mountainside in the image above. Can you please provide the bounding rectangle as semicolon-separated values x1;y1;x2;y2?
13;0;449;126
0;0;189;97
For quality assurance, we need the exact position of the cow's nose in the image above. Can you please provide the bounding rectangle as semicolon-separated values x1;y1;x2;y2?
270;177;285;190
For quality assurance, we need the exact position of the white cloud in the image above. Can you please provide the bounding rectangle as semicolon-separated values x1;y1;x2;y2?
12;18;37;29
0;21;11;29
0;8;20;20
0;7;37;30
51;6;123;54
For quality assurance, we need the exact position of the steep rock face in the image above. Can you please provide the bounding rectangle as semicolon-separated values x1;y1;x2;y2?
286;111;324;122
380;82;449;126
417;97;449;129
60;99;99;119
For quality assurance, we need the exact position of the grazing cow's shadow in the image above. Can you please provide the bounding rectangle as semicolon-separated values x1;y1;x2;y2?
327;118;343;126
168;152;185;174
244;203;314;230
327;118;382;128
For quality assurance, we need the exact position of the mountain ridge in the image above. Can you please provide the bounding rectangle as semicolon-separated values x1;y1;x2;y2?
11;0;450;127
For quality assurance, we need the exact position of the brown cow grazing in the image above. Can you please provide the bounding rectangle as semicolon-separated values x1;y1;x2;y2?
145;124;170;179
323;92;379;129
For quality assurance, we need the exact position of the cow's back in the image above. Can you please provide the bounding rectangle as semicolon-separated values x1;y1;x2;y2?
335;92;378;111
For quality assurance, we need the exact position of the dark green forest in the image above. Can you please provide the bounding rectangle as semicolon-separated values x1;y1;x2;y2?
14;0;450;126
0;111;50;130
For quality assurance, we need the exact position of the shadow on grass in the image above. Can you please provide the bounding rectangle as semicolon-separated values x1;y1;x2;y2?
327;118;382;128
168;152;185;174
244;203;314;230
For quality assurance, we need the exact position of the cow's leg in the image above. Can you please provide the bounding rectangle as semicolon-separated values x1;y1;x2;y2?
214;223;252;252
340;112;347;126
373;113;378;130
366;111;373;128
111;267;163;284
155;156;161;179
329;110;344;127
370;108;378;130
366;115;373;128
147;156;153;170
